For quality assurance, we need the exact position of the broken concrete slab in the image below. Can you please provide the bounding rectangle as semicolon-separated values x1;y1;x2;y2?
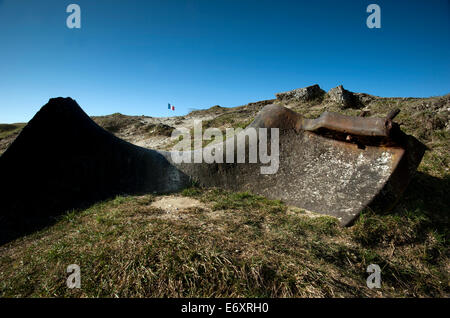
0;98;426;244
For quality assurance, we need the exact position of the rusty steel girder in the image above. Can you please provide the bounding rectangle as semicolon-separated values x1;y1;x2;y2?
251;104;402;145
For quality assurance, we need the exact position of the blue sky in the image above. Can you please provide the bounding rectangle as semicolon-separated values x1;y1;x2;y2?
0;0;449;123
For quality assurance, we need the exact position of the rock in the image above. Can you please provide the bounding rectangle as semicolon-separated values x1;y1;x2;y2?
360;107;371;117
275;84;325;103
354;92;376;105
247;99;275;107
327;85;358;109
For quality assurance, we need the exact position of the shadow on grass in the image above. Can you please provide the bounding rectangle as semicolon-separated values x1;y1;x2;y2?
0;193;126;246
354;171;449;249
393;171;449;238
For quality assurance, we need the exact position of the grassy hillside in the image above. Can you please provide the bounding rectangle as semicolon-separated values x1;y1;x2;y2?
0;91;448;297
0;185;447;297
0;123;26;155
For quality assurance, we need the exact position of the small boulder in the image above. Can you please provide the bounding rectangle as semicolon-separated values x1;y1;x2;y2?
275;84;325;103
327;85;358;109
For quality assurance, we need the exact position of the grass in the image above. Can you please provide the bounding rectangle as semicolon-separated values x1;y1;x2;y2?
0;184;448;297
203;113;254;132
0;123;27;154
0;123;26;141
91;113;138;133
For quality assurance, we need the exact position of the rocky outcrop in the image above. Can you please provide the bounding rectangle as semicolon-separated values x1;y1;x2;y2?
354;92;376;105
327;85;360;109
275;84;325;103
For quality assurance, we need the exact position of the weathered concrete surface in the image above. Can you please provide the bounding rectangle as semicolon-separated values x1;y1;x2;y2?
0;98;425;243
163;130;391;225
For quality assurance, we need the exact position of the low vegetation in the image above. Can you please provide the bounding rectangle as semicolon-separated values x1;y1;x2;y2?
0;123;26;154
0;182;447;297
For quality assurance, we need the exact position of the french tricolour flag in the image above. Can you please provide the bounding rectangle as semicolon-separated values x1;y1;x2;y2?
168;103;175;111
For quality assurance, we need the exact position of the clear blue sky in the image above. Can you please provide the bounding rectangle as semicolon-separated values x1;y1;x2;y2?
0;0;449;123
